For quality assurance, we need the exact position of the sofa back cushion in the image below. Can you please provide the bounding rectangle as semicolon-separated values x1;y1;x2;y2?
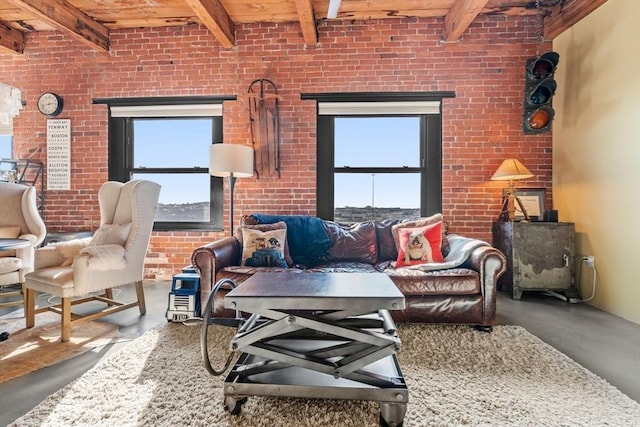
321;220;378;264
375;219;403;262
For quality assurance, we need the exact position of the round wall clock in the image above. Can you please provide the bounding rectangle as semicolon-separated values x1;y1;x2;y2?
37;92;64;116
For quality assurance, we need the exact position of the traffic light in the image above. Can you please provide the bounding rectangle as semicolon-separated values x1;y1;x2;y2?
523;51;559;134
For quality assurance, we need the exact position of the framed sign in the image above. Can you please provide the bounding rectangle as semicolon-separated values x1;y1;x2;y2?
46;119;71;190
511;188;546;220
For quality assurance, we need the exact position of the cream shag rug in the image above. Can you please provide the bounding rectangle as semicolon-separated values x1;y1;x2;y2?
9;323;640;426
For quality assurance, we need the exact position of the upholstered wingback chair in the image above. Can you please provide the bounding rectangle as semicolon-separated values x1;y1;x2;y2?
24;180;161;342
0;182;46;307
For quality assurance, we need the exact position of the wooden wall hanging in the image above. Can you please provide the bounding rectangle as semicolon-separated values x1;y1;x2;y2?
248;78;280;178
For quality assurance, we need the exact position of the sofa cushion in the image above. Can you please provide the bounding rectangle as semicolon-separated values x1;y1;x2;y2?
309;261;378;273
235;221;293;266
240;228;288;268
244;214;333;266
386;267;480;295
321;221;378;264
375;219;402;262
392;214;450;257
395;222;444;267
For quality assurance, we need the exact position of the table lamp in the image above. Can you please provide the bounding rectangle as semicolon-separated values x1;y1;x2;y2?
491;158;534;221
209;143;254;234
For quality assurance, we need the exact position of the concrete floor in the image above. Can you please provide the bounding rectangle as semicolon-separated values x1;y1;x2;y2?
0;282;638;425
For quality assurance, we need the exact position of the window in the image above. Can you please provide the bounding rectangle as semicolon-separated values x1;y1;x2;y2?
0;135;11;159
311;93;454;222
104;98;233;231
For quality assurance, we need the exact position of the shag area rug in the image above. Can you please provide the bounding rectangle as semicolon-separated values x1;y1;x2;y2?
9;322;640;426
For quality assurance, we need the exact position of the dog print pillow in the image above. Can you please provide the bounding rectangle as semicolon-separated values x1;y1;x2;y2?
395;222;444;267
241;228;288;268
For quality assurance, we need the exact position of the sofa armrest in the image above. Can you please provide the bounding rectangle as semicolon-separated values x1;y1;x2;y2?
461;245;507;324
191;236;241;296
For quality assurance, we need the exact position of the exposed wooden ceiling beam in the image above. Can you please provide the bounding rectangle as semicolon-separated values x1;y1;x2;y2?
443;0;490;42
543;0;608;39
294;0;317;46
0;21;25;54
6;0;109;52
184;0;235;48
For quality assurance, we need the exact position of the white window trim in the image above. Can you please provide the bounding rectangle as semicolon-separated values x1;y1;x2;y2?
110;104;223;118
319;101;440;115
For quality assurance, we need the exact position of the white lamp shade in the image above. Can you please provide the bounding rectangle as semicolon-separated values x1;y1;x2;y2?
209;144;254;178
490;158;534;181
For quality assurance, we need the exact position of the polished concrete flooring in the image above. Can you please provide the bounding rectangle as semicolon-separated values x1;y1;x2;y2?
1;282;638;425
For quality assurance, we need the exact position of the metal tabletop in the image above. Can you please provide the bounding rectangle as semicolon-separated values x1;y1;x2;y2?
225;272;405;313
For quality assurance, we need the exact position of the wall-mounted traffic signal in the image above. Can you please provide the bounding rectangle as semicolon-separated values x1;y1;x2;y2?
523;51;559;134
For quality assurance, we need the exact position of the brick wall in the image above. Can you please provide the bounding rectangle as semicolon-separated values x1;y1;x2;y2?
0;16;553;281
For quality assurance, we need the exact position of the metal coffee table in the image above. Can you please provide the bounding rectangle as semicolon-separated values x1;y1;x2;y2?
220;272;408;426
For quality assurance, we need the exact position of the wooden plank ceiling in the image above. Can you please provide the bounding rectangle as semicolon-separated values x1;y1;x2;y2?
0;0;607;55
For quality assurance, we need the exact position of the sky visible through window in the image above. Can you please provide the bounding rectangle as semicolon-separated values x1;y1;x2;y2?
334;117;420;209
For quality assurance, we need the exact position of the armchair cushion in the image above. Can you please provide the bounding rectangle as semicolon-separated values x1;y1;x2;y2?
0;257;21;274
77;244;126;271
0;226;21;238
89;223;131;247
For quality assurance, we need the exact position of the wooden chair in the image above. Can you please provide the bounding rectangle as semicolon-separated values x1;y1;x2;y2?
24;180;160;342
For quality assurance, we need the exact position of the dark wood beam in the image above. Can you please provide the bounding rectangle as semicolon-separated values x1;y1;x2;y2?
443;0;490;42
183;0;235;48
6;0;109;52
544;0;609;39
0;22;25;54
294;0;317;46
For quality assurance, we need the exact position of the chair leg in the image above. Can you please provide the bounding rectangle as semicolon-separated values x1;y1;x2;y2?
135;281;146;315
104;288;114;300
61;297;71;342
25;288;36;328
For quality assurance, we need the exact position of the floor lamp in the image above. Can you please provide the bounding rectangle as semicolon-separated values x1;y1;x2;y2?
491;158;534;222
209;144;254;235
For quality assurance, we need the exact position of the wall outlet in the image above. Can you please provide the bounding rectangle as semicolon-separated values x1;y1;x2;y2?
583;255;595;267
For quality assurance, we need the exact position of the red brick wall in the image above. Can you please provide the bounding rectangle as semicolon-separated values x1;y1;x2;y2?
0;16;553;280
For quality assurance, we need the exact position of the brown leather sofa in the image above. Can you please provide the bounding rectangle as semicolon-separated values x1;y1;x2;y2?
191;214;506;330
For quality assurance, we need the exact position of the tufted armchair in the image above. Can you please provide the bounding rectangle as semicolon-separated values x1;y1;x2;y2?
0;182;47;308
24;180;160;342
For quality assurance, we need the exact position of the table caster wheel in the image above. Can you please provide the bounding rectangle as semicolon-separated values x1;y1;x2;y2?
379;413;403;427
224;396;247;415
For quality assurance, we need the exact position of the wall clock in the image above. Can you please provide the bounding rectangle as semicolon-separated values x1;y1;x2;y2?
37;92;64;116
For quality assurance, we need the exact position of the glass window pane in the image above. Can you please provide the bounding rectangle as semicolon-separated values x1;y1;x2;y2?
133;118;213;168
334;173;420;222
131;173;210;222
334;117;420;168
0;135;12;159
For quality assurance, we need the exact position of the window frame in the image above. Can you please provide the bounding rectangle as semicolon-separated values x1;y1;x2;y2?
304;92;455;221
98;96;235;231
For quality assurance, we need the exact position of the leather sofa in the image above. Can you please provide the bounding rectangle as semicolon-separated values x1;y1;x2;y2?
191;214;506;330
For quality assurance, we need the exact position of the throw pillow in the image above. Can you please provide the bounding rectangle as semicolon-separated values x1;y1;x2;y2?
88;223;131;247
0;226;21;238
235;221;293;266
391;214;450;257
395;222;444;267
241;228;288;268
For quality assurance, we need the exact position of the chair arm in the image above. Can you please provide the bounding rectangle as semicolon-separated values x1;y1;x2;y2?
191;237;241;296
33;245;68;269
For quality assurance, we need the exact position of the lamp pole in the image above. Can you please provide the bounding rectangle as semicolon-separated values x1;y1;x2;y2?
228;173;237;235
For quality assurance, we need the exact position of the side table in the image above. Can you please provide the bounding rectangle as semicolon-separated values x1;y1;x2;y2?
492;221;579;300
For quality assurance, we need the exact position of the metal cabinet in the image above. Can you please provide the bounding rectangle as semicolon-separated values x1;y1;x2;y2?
492;221;578;300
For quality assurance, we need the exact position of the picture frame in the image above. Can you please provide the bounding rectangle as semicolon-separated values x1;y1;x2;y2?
502;188;546;221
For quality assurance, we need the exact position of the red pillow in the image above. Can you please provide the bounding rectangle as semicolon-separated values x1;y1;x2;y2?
395;222;444;267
